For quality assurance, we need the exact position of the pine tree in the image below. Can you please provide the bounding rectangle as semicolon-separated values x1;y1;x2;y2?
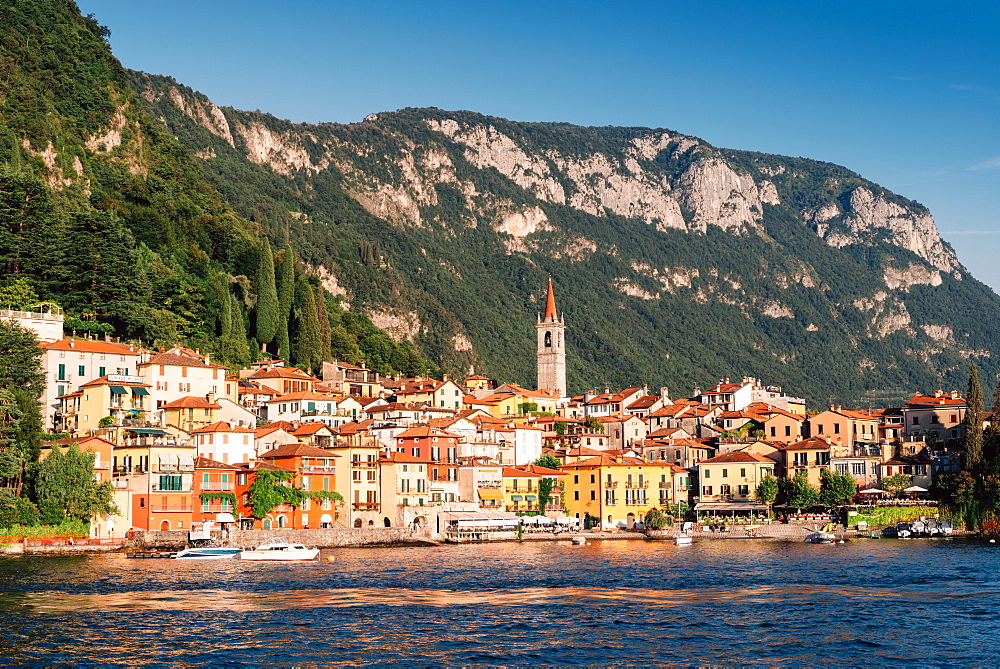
964;363;984;472
294;287;321;374
253;241;279;347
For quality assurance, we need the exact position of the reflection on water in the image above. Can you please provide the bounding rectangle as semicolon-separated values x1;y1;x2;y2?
1;538;999;665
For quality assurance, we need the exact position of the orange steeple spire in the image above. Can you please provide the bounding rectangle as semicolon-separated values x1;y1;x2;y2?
544;278;557;320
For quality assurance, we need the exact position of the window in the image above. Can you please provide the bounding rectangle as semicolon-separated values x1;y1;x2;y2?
785;425;791;437
834;423;840;434
720;485;731;495
738;485;749;496
573;475;579;484
912;416;919;425
78;365;85;377
702;486;713;496
99;367;106;377
590;490;596;500
770;426;776;437
704;469;710;479
951;414;958;423
721;469;727;478
794;453;808;467
836;463;848;473
852;462;865;475
817;424;824;434
574;491;580;500
590;474;595;484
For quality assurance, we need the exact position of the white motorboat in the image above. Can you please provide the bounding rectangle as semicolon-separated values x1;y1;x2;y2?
674;535;693;545
571;536;588;545
172;546;242;560
239;537;320;561
804;531;836;544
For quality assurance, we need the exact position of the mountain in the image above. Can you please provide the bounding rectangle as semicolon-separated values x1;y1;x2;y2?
126;71;1000;405
0;0;437;378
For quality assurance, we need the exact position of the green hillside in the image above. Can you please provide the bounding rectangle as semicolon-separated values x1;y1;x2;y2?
0;0;436;378
126;75;1000;406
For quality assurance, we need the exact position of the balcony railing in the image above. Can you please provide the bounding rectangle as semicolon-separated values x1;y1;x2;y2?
659;482;671;489
506;487;535;493
625;483;648;489
199;504;234;513
200;482;234;491
605;482;618;489
625;498;648;506
149;505;190;513
350;461;377;469
301;465;337;473
352;502;381;511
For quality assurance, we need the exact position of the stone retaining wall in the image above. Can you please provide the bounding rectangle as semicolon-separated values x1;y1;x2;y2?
126;527;435;549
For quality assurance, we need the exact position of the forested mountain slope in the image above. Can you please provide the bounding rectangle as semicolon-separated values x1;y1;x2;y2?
0;0;436;377
128;71;1000;404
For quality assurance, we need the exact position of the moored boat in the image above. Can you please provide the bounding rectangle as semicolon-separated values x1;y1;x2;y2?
171;546;242;560
804;531;836;544
239;537;319;561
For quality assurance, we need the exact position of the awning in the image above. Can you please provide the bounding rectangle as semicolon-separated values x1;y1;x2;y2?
215;513;236;523
131;387;150;396
859;488;886;494
127;428;171;435
511;495;523;501
525;495;537;501
694;502;770;511
904;486;928;493
477;488;504;501
158;453;177;470
109;386;127;395
320;514;334;524
178;453;195;471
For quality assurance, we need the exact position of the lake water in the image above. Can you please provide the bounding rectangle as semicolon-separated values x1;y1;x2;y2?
1;537;999;665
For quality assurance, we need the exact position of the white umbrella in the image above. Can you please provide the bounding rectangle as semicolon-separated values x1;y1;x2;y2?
859;488;886;494
904;486;928;493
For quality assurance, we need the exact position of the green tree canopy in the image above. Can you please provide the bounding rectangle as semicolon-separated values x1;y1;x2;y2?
754;474;779;504
819;468;858;507
964;363;984;472
31;444;118;523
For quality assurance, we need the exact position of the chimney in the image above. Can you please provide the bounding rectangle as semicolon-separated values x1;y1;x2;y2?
604;385;610;394
660;386;670;400
829;404;834;411
205;354;210;365
934;389;942;398
443;374;448;382
69;340;74;348
206;392;216;403
836;405;842;412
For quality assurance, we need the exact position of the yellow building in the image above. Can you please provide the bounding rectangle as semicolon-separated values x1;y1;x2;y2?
501;465;565;514
161;396;222;433
777;436;832;487
696;450;777;502
55;375;153;437
561;454;675;529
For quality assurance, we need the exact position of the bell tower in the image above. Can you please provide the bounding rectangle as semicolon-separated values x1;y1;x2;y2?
536;278;566;397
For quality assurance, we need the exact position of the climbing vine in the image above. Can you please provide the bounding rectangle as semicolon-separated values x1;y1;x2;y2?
198;492;237;509
246;470;343;518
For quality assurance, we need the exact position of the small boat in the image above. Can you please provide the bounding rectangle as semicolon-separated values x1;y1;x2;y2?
239;537;319;561
910;520;927;536
674;535;693;545
171;545;242;560
926;520;940;536
939;520;954;536
804;531;836;544
895;522;912;539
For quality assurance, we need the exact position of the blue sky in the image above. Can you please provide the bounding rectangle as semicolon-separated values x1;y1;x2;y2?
79;0;1000;290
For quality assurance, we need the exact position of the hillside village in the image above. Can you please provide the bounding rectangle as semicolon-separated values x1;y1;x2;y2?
4;281;969;537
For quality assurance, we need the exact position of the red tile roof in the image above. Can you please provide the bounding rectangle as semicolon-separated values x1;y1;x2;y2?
40;339;144;355
161;396;221;409
258;443;339;459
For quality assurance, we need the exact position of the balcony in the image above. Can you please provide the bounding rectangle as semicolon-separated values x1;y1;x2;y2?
149;505;190;513
659;482;671;489
350;461;377;469
352;502;381;511
625;498;648;506
625;483;648;489
605;499;618;506
506;487;535;493
199;504;234;513
605;482;618;489
301;465;337;473
200;482;234;491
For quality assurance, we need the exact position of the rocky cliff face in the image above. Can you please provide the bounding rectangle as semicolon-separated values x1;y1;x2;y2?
128;72;998;404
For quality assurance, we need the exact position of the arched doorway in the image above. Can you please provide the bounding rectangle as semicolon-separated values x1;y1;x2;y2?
626;513;636;529
160;520;170;531
262;518;272;530
277;515;287;528
383;517;392;527
320;514;333;528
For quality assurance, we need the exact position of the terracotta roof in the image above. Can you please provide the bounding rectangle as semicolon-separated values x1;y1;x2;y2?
161;396;221;409
904;393;966;408
80;375;151;389
266;390;342;403
380;452;432;464
40;339;144;355
190;421;256;434
780;436;833;451
395;425;459;440
144;347;227;369
258;421;297;432
194;456;240;470
626;395;662;410
698;451;776;465
259;443;339;459
238;381;279;396
562;455;652;468
503;465;565;478
42;435;115;450
292;422;335;436
250;366;319;381
254;426;294;438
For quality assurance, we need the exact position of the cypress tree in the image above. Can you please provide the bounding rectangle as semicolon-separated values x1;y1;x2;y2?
964;363;984;472
277;322;291;364
253;241;279;347
989;377;1000;430
294;287;321;374
315;284;332;364
277;247;295;320
219;284;233;338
